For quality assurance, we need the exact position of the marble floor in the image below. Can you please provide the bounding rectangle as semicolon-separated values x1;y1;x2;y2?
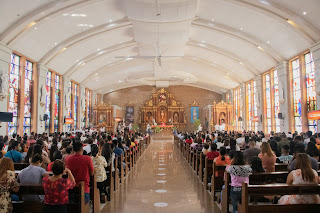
101;134;220;213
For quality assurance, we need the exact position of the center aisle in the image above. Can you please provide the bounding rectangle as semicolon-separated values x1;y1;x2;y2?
101;134;220;213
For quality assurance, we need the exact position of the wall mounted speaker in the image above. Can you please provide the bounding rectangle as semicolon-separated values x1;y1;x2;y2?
238;117;242;121
43;114;49;121
278;113;283;119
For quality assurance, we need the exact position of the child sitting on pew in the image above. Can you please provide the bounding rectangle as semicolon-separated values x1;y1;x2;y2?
214;147;231;177
251;156;265;173
278;153;320;204
277;145;292;164
226;152;252;213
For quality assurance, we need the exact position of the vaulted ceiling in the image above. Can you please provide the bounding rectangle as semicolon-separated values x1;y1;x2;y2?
1;0;319;94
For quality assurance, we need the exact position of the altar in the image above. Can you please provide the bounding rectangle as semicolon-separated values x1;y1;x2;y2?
206;100;233;132
140;88;186;131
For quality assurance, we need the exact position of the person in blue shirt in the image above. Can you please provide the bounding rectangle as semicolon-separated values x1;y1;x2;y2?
113;139;124;156
5;140;23;163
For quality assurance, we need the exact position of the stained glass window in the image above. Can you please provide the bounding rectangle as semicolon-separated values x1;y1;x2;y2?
265;74;272;133
23;60;33;134
253;81;258;132
8;54;20;136
74;84;78;130
305;53;317;133
239;88;242;130
54;75;60;132
274;70;280;133
292;59;302;133
45;71;51;133
67;82;72;132
86;90;90;127
247;83;252;131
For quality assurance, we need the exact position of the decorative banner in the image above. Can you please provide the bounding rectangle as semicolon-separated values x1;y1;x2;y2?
252;116;260;122
126;106;134;123
307;110;320;120
64;118;74;124
191;106;199;123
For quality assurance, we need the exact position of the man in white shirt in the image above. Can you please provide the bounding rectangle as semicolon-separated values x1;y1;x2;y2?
236;133;245;146
304;131;312;146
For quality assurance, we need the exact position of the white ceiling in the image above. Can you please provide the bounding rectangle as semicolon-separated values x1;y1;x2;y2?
1;0;319;94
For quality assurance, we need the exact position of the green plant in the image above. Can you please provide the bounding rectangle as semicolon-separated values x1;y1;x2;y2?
155;126;161;133
132;124;139;131
194;119;201;130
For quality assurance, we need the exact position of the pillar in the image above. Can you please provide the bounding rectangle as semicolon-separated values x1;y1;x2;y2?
254;75;263;131
276;61;290;133
311;41;320;133
0;43;12;136
62;77;70;132
240;83;246;130
79;85;86;129
36;64;48;134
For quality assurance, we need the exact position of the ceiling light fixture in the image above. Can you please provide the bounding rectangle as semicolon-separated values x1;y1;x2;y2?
239;61;243;65
303;12;307;15
240;27;243;31
267;41;270;44
257;46;264;51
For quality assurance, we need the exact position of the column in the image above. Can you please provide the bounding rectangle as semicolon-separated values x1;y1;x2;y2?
276;61;290;133
62;77;70;132
36;63;48;134
0;43;12;136
79;85;86;129
228;89;233;105
240;83;246;130
254;75;263;131
311;41;320;132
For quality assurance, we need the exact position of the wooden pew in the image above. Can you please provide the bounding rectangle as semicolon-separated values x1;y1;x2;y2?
106;165;114;201
90;174;100;213
14;163;30;170
204;157;214;190
238;183;320;213
198;153;205;182
211;163;227;201
114;156;120;191
13;182;89;213
195;150;201;175
120;154;124;183
221;170;320;213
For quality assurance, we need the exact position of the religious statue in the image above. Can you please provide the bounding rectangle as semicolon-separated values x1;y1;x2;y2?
0;69;8;94
99;114;106;124
173;112;179;123
160;110;165;121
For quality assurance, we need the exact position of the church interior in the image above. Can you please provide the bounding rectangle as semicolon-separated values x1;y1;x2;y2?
0;0;320;213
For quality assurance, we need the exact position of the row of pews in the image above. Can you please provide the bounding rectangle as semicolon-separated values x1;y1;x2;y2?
12;137;151;213
174;135;320;213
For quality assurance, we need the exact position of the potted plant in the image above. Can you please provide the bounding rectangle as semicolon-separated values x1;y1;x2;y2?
194;119;201;130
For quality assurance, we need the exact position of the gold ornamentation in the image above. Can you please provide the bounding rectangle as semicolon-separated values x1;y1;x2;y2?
190;101;199;106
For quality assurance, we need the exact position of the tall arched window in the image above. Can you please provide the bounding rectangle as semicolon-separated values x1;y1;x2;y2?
8;54;20;136
253;81;258;132
274;70;280;132
67;82;72;131
234;88;240;130
305;52;317;133
292;59;302;132
265;74;272;133
45;71;51;133
23;60;33;134
74;84;78;130
86;89;91;127
247;82;252;130
54;75;60;132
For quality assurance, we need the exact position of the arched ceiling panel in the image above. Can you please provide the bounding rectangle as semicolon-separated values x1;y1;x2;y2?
190;27;276;73
48;25;134;73
197;0;313;59
69;45;139;83
0;0;56;34
9;0;125;61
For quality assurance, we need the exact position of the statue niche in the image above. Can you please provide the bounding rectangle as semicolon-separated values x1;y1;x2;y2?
140;88;186;130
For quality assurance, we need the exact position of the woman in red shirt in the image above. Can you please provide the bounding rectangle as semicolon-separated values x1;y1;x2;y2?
42;160;75;213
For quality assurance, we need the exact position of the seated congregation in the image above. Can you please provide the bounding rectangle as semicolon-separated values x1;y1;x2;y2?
0;130;150;213
175;130;320;213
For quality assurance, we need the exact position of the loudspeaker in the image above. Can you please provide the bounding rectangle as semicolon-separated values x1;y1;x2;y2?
278;113;283;119
0;112;13;122
238;117;242;121
83;117;86;122
43;114;49;121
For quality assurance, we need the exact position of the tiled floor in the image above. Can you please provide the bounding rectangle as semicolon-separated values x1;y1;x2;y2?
101;134;220;213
